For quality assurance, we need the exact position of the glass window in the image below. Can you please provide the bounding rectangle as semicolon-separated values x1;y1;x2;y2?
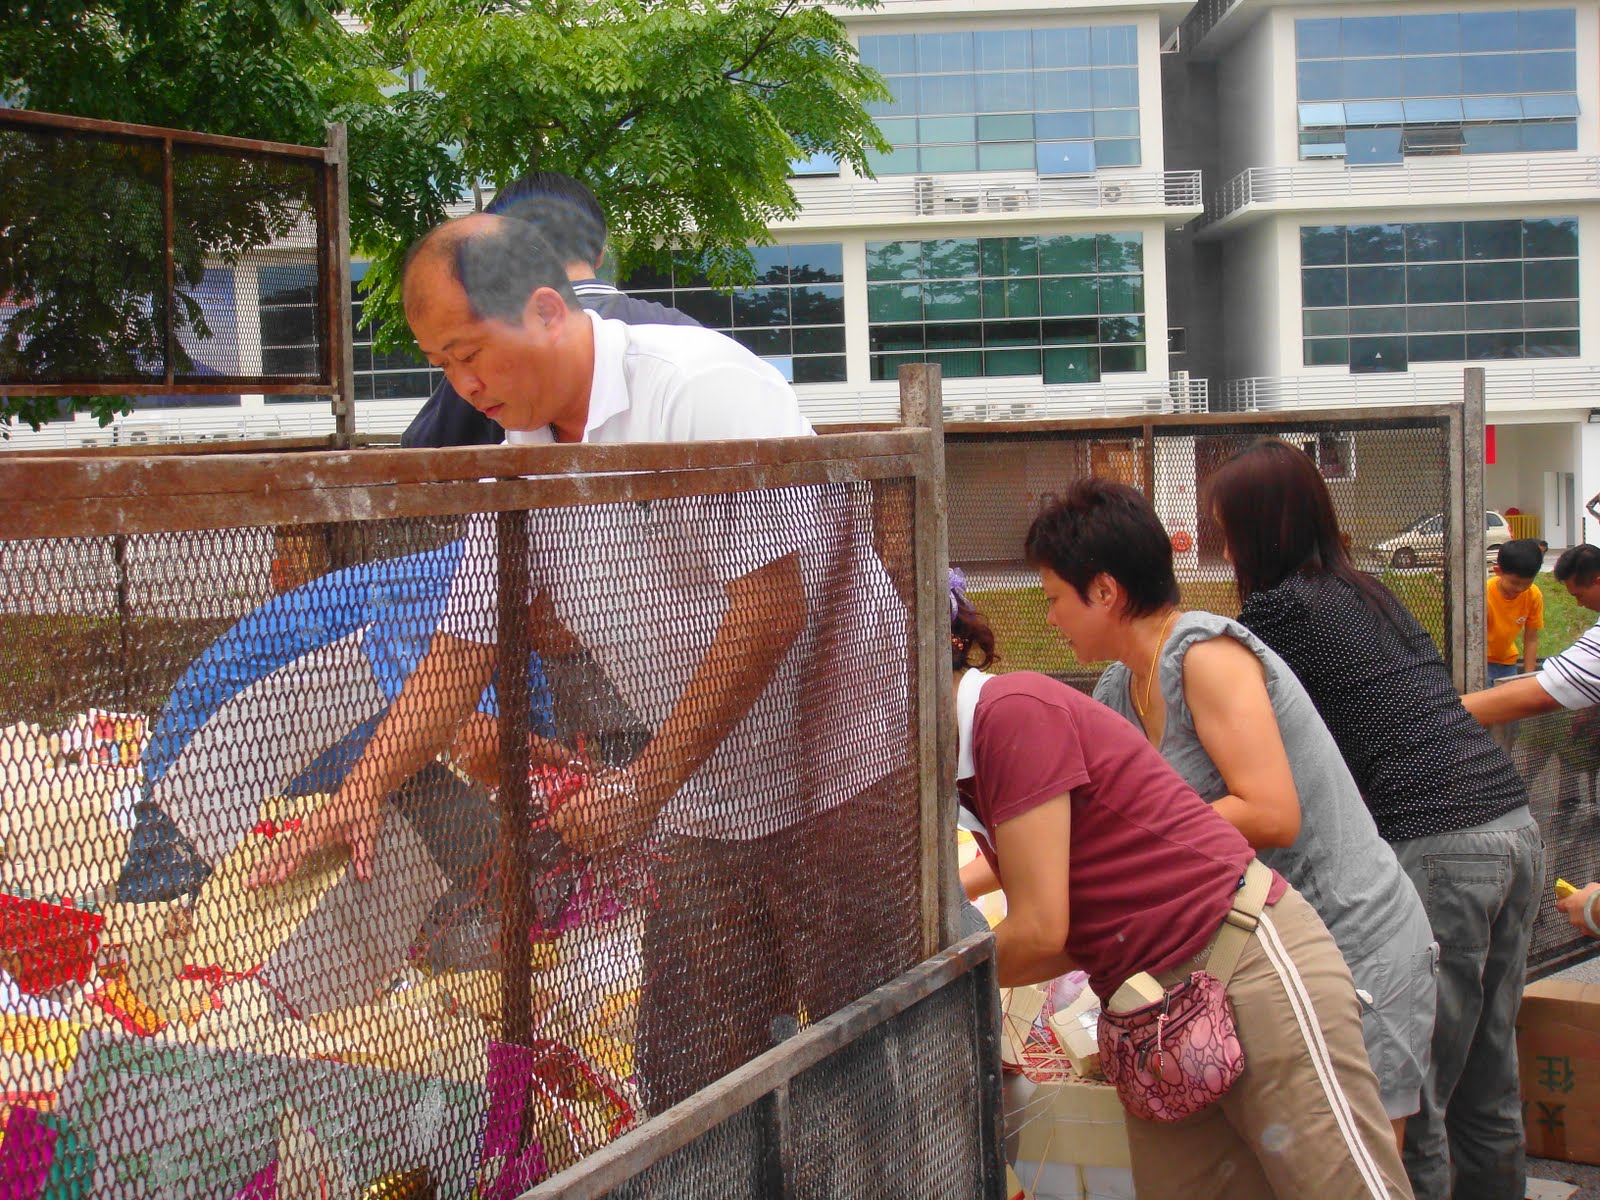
1098;275;1144;314
1094;109;1140;137
1042;276;1098;316
922;239;981;278
1462;124;1520;154
1091;68;1138;109
859;34;915;74
1462;55;1520;95
1300;103;1348;128
1402;13;1459;53
920;116;978;144
1032;27;1092;69
918;33;973;73
985;348;1042;376
1405;223;1464;261
920;145;979;172
1302;226;1348;266
1465;220;1523;260
1097;233;1142;272
1462;96;1523;120
1035;112;1095;141
1350;307;1407;335
1349;265;1406;306
1408;304;1466;332
1298;60;1344;102
1037;141;1096;175
1461;11;1519;52
1520;122;1578;152
1092;26;1138;66
1039;234;1098;274
1305;338;1351;366
1467;331;1525;358
981;237;1039;278
1525;300;1580;328
1409;334;1467;362
790;244;844;283
1408;264;1465;303
1350;335;1408;372
1347;224;1405;263
1521;51;1576;92
976;30;1031;71
977;73;1033;113
1344;58;1403;100
1466;261;1524;301
978;142;1036;170
793;356;846;384
1343;17;1403;58
1522;93;1580;118
1524;258;1579;299
983;278;1042;318
1304;308;1349;336
1034;70;1092;111
1403;98;1462;123
1402;56;1461;98
1093;138;1141;167
1519;8;1576;50
1296;19;1343;60
978;113;1035;140
1042;317;1099;345
1526;329;1580;357
1524;217;1579;259
1303;268;1348;308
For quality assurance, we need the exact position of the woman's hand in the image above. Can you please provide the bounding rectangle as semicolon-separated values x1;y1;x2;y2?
1557;882;1600;935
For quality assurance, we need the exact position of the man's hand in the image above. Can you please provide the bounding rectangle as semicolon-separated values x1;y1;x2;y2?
1557;882;1600;935
549;767;659;857
247;793;384;887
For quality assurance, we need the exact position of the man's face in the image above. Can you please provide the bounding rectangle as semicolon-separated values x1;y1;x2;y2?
1563;575;1600;613
406;255;572;433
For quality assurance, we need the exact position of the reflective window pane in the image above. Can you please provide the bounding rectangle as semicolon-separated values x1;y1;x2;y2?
1343;58;1404;100
1465;261;1524;302
790;244;843;284
1349;265;1406;306
1408;334;1467;362
1302;226;1348;266
1039;234;1098;274
1402;13;1459;53
1303;268;1349;308
1521;122;1577;152
1519;8;1576;50
1524;258;1579;299
1348;225;1406;264
1403;56;1461;98
1465;220;1523;260
1350;335;1408;372
975;30;1032;71
978;113;1035;140
1408;264;1465;303
1297;19;1343;59
1342;17;1402;58
1305;338;1350;366
1035;112;1095;141
1405;223;1464;261
1037;140;1096;175
1525;329;1580;357
978;142;1036;170
1093;138;1141;167
981;237;1040;278
1524;217;1579;259
1461;11;1519;52
1521;51;1576;92
1298;60;1344;101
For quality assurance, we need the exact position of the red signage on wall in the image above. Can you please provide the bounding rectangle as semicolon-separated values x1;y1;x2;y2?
1486;424;1496;465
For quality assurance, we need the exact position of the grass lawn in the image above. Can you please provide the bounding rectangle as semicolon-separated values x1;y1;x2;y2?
973;568;1585;678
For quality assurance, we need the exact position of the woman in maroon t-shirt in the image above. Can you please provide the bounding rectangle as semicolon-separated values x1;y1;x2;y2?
951;588;1411;1199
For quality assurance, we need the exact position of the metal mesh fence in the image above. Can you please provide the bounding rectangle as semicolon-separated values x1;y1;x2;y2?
1505;709;1600;980
946;414;1457;692
0;108;336;404
0;435;949;1196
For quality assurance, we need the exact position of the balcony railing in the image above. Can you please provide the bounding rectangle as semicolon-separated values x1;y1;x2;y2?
801;373;1207;425
1205;157;1600;226
1221;364;1600;412
781;169;1203;227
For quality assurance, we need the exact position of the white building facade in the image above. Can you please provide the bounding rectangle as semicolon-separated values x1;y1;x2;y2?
1184;0;1600;546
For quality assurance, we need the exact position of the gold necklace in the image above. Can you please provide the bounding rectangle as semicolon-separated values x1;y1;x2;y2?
1132;609;1181;720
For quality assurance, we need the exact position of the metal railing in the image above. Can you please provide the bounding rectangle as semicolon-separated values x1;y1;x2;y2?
1223;365;1600;413
800;374;1207;426
781;169;1203;227
1205;156;1600;226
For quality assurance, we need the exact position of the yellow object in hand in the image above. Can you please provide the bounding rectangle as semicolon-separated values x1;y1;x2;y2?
1556;877;1579;900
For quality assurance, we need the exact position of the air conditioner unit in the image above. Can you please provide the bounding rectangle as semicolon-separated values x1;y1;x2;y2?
945;195;980;214
913;175;938;216
987;191;1029;212
1101;183;1126;204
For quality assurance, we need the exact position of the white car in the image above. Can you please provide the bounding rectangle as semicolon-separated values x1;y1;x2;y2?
1374;510;1511;570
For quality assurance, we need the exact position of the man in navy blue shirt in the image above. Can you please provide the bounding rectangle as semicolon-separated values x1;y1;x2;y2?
401;172;698;447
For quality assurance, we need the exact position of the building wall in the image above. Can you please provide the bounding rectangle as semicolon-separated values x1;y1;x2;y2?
1216;14;1280;182
1219;219;1282;381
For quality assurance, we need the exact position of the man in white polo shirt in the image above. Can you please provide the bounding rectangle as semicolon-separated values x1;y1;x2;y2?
251;213;916;1110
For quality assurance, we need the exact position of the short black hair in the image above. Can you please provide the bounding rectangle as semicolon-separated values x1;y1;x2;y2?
1555;544;1600;586
403;216;579;324
1496;538;1543;579
486;171;607;268
1024;477;1178;619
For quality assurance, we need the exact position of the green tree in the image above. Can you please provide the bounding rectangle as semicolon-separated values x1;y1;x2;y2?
0;0;885;428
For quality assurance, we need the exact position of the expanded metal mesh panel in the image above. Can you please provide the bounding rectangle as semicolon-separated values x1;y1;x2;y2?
787;974;987;1199
947;418;1453;690
0;478;923;1195
0;115;328;389
1507;710;1600;980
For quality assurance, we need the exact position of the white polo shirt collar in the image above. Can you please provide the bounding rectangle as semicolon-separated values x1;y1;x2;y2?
505;310;629;446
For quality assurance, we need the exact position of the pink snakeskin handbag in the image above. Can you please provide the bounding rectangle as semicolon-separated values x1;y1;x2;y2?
1096;970;1245;1124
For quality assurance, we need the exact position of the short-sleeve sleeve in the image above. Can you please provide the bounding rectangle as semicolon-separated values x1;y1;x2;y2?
1529;586;1545;631
973;692;1092;830
1539;621;1600;709
1239;586;1316;684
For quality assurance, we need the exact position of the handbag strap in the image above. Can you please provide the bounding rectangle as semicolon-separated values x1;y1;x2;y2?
1206;858;1272;988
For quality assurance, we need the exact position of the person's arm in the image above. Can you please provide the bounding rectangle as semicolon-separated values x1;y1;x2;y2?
1558;882;1600;936
1523;627;1541;675
552;552;806;854
1183;636;1302;849
248;633;495;886
1461;674;1564;726
962;854;1001;901
990;794;1077;987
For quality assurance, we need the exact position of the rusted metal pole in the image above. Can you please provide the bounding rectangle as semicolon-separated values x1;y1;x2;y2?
323;123;356;450
496;509;535;1054
162;138;175;388
899;364;956;956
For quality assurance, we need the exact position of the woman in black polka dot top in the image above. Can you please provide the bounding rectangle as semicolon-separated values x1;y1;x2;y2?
1208;437;1541;1200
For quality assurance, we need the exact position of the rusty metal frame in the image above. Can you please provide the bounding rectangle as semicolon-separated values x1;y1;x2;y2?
519;932;1005;1200
937;400;1478;688
0;106;345;402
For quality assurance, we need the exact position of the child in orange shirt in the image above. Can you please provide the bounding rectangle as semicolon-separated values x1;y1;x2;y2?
1486;538;1545;684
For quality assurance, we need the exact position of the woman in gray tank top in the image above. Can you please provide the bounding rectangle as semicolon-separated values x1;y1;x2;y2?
1026;477;1437;1149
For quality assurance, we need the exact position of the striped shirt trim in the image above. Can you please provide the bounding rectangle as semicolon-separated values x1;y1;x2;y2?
1540;618;1600;708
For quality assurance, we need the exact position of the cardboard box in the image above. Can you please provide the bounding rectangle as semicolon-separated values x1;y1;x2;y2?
1518;977;1600;1164
1012;1071;1131;1171
1048;990;1102;1079
1001;986;1046;1069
